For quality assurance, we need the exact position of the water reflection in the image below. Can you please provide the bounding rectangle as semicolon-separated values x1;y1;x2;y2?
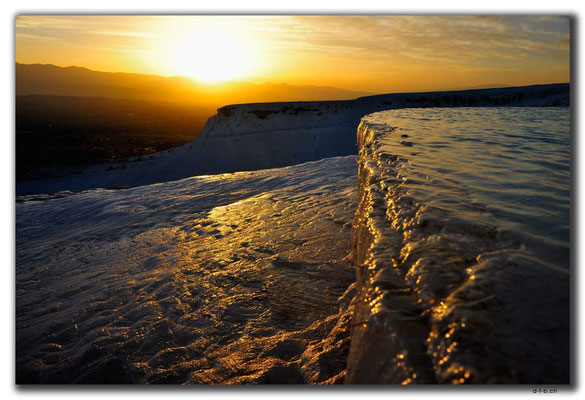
348;107;570;384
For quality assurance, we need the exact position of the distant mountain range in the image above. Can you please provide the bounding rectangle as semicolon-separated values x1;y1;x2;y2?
15;63;372;106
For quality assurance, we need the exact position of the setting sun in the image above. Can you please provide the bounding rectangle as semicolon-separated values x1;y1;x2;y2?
157;18;260;83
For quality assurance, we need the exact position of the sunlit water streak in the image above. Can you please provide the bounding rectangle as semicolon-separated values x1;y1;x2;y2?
348;108;570;384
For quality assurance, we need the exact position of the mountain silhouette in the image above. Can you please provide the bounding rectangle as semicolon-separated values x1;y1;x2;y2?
16;63;372;106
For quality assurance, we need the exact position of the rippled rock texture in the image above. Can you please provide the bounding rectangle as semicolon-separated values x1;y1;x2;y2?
347;108;570;384
16;156;357;384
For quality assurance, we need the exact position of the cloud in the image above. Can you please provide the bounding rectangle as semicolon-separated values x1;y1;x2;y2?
253;16;569;68
15;16;153;48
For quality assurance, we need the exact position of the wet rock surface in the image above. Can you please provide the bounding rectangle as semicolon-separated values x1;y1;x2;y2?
347;108;570;384
16;156;358;384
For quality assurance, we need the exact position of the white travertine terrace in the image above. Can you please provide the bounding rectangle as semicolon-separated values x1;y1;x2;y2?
16;156;359;383
17;84;569;196
346;110;569;384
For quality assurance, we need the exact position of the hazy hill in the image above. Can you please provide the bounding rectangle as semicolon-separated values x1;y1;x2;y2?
15;63;371;105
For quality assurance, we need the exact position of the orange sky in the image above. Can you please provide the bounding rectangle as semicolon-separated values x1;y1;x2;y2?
15;15;570;93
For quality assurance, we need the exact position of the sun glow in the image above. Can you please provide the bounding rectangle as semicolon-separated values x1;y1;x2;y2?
159;19;260;83
15;16;570;92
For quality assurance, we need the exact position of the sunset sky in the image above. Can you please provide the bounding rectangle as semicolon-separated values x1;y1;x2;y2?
15;15;570;93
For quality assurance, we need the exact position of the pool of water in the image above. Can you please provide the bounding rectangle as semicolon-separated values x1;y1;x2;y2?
376;107;570;270
348;107;570;384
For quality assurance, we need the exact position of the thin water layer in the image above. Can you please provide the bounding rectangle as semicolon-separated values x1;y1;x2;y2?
16;156;358;384
348;107;570;384
378;107;570;270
